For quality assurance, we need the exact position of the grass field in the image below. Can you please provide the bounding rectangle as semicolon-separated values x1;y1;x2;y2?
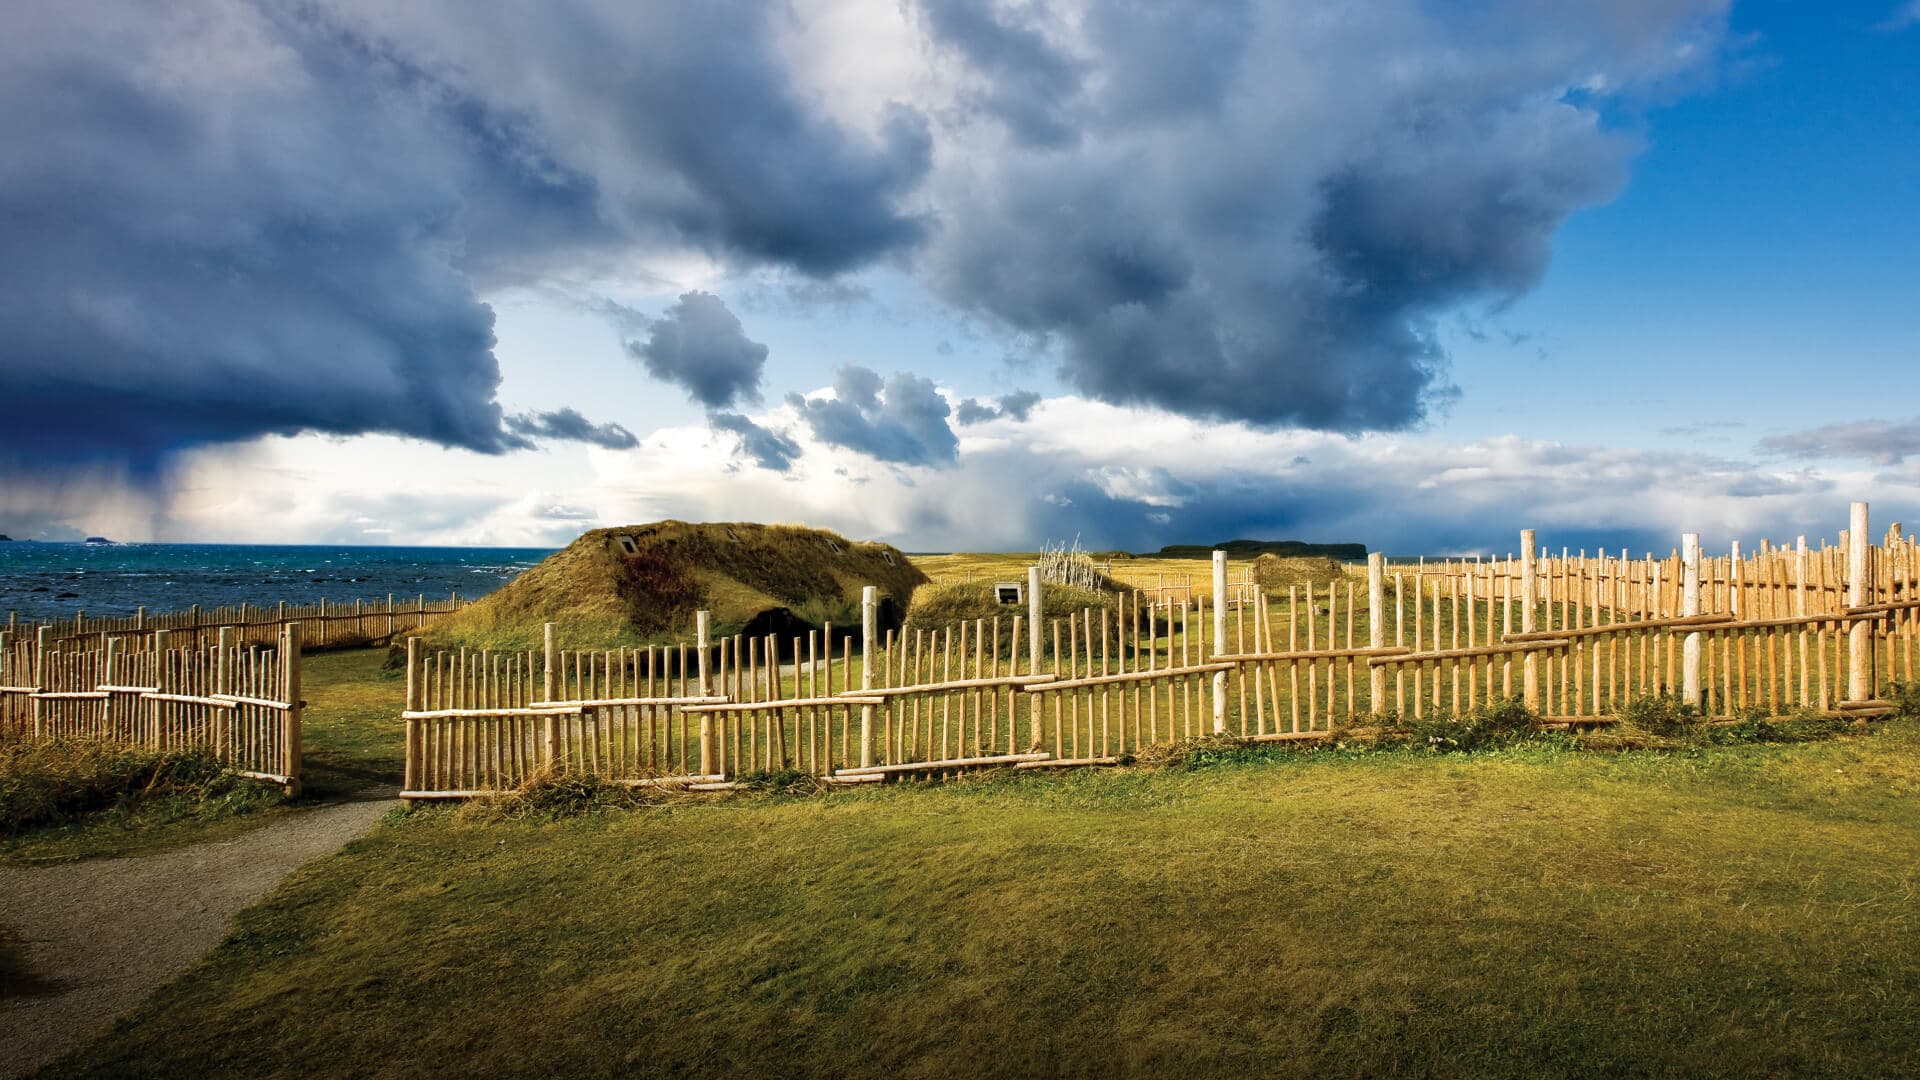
38;647;1920;1078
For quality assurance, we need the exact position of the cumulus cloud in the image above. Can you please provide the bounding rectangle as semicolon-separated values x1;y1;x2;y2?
626;292;769;409
1757;418;1920;465
955;390;1043;425
1;0;1738;525
0;1;927;478
909;0;1727;431
787;366;959;466
709;411;802;472
504;408;638;450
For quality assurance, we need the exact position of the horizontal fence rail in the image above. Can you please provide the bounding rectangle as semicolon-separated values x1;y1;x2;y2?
393;502;1916;799
0;623;305;791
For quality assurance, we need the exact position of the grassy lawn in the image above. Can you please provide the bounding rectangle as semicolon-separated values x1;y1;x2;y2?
0;648;404;864
45;719;1920;1078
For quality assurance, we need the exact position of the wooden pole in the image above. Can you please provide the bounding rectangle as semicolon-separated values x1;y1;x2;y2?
542;622;558;769
1848;501;1872;702
1367;553;1385;715
697;611;713;775
1211;550;1227;734
1682;533;1702;708
1520;530;1538;709
860;586;877;768
216;627;233;696
282;622;303;797
1027;566;1043;749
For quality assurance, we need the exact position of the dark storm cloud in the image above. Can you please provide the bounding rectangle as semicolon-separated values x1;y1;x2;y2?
504;408;638;450
787;366;959;467
954;390;1042;425
1757;418;1920;465
914;0;1725;431
916;0;1085;147
0;1;928;475
627;292;769;410
709;412;802;472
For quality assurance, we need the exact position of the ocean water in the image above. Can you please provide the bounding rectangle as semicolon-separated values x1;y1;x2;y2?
0;542;553;623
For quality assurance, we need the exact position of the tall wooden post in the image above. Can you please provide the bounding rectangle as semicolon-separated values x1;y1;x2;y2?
697;610;713;776
1367;553;1386;714
1211;550;1228;734
32;625;48;738
860;587;877;768
1848;501;1872;702
542;621;559;770
1520;529;1538;709
402;636;419;801
216;626;233;696
1682;533;1702;708
281;622;303;797
1027;565;1043;748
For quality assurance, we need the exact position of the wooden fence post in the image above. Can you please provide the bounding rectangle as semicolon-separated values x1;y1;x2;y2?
860;586;877;768
542;621;559;770
1211;550;1228;734
403;636;419;802
1682;533;1702;708
697;610;713;776
282;622;303;797
1520;530;1538;709
216;626;233;696
1848;501;1873;702
1367;553;1386;714
32;625;48;738
1027;565;1043;749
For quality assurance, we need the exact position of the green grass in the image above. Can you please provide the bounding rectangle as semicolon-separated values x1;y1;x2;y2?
45;718;1920;1078
0;740;285;864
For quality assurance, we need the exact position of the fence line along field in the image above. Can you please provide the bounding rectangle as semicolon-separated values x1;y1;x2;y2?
8;592;471;654
1;622;307;793
5;501;1913;803
387;501;1915;800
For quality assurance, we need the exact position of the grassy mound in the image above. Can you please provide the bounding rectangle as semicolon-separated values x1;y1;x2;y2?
905;580;1114;632
413;522;928;652
1253;553;1351;596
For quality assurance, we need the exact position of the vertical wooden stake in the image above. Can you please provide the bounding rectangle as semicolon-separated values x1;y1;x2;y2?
542;622;559;770
697;611;713;776
1848;501;1872;702
1027;566;1043;749
1520;530;1539;709
860;586;877;768
1367;553;1386;715
282;622;303;797
1682;533;1702;708
1211;550;1228;734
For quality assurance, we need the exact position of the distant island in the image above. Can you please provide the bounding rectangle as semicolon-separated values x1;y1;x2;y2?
0;534;11;542
84;536;114;545
1154;539;1366;560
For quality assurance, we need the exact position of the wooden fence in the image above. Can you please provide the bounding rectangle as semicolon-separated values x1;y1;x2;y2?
397;502;1917;799
10;593;468;653
0;624;305;792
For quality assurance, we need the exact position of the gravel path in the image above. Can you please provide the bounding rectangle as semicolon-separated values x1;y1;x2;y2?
0;793;394;1079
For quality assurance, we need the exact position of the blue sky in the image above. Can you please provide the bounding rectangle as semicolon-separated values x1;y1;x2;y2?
1;1;1916;555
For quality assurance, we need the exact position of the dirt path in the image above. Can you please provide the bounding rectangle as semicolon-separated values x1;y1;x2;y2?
0;792;394;1079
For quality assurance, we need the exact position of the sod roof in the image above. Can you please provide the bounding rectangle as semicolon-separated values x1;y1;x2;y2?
414;522;927;652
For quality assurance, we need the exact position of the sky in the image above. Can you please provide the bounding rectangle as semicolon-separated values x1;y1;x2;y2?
1;0;1916;556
